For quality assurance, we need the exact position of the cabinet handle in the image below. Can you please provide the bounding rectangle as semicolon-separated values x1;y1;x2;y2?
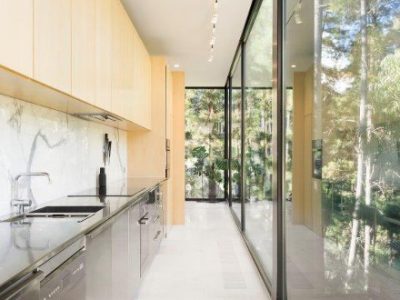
153;230;161;240
138;214;150;225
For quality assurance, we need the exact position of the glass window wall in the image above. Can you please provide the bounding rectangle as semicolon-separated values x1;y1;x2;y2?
225;0;400;299
243;0;274;279
231;55;243;222
185;88;226;200
284;0;400;299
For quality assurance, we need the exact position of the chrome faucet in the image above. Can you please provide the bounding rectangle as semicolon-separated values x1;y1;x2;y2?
11;172;51;214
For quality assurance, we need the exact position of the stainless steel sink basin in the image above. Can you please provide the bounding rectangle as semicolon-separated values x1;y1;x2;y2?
31;206;104;214
2;206;104;223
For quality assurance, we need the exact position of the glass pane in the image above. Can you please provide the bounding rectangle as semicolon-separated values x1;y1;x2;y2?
285;0;400;298
243;0;274;278
231;56;242;221
185;89;225;199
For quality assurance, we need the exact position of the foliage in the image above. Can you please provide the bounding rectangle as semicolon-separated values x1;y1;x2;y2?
317;0;400;290
185;89;225;198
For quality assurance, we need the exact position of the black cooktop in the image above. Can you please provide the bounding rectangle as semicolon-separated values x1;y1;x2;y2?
68;179;146;197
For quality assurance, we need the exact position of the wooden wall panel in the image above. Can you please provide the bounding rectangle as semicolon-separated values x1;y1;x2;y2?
128;57;166;178
171;71;185;225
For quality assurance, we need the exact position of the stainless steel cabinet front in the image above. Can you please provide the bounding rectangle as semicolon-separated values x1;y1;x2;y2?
129;203;141;298
85;219;112;300
111;209;130;300
0;271;43;300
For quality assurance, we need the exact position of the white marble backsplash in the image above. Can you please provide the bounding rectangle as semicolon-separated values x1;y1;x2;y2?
0;94;127;217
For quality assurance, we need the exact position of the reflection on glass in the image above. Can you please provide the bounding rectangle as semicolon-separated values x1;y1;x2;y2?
185;89;226;199
243;0;274;278
285;0;400;298
231;56;242;221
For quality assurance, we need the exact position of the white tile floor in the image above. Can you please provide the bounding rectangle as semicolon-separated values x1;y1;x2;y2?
136;202;270;300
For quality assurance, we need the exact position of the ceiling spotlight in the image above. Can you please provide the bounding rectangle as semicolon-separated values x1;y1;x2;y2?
211;13;218;25
210;36;216;45
291;64;296;68
214;0;219;10
173;64;180;68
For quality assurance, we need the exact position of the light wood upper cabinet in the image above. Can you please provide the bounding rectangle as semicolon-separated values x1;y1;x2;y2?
0;0;33;77
132;30;151;129
72;0;96;103
111;0;135;121
34;0;71;93
95;0;112;111
111;0;124;117
0;0;152;129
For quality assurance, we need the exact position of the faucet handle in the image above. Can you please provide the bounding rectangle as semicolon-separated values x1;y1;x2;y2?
11;199;32;214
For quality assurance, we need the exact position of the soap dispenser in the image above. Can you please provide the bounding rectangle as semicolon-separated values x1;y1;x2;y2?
99;167;107;196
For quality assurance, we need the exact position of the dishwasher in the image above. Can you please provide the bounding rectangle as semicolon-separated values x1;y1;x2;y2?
39;237;86;300
0;271;44;300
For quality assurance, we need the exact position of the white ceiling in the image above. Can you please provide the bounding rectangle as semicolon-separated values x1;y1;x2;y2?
122;0;252;87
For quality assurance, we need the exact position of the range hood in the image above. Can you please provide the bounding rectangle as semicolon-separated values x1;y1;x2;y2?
73;113;122;123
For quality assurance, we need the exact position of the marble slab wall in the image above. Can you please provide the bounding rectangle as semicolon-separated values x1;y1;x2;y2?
0;94;127;217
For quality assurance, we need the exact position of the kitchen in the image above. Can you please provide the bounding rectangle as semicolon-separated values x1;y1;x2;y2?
0;0;185;298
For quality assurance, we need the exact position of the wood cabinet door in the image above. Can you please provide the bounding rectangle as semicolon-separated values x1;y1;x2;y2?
95;0;112;111
132;30;152;129
0;0;33;77
71;0;96;103
111;0;134;121
34;0;71;93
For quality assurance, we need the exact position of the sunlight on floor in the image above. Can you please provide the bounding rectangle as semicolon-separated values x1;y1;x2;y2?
136;202;270;300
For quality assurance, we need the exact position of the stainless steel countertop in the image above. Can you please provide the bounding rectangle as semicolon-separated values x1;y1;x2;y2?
0;177;166;290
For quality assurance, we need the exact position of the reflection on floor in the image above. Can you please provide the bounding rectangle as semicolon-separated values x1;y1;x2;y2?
245;201;273;278
136;202;270;300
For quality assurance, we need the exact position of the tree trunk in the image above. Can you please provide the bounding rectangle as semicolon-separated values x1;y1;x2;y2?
347;0;369;280
364;100;372;289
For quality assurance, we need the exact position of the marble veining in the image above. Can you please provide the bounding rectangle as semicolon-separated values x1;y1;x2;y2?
0;94;128;217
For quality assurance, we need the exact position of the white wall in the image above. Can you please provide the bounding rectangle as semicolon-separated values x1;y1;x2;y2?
0;94;127;217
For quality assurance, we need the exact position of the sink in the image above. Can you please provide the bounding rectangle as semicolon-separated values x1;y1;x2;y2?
31;206;104;214
2;206;104;223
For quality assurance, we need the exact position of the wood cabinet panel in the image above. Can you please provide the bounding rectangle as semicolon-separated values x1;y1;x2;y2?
72;0;96;103
95;0;112;111
34;0;71;93
111;0;131;119
132;29;151;129
0;0;33;77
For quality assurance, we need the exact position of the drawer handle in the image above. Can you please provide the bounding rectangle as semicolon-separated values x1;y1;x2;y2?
139;216;150;225
153;230;161;240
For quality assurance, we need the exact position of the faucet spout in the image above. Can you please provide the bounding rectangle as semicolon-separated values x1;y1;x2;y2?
11;172;52;214
14;172;51;183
